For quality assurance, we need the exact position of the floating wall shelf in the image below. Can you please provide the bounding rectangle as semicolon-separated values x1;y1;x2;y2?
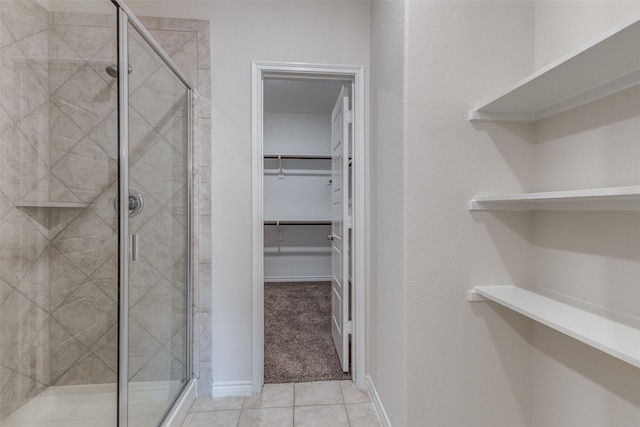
468;185;640;211
469;16;640;122
264;220;331;226
469;285;640;369
264;154;331;160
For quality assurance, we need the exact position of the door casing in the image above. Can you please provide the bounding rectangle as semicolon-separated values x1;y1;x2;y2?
251;61;366;392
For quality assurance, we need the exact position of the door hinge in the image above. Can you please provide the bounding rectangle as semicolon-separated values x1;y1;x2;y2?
346;216;353;229
345;110;353;124
346;320;353;335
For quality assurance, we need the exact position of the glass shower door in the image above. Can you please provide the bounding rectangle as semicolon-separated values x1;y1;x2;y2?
118;12;191;427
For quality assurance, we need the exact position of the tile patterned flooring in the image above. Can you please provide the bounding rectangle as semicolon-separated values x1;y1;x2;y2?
181;381;381;427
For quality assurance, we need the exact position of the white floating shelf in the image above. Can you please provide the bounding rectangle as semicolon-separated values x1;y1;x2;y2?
468;185;640;211
469;16;640;122
264;220;331;226
264;154;331;160
15;201;89;208
469;285;640;369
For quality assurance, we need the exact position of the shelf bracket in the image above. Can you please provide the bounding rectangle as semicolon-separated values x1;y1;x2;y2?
467;289;486;302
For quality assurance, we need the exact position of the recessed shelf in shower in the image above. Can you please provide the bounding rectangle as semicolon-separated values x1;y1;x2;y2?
15;201;89;208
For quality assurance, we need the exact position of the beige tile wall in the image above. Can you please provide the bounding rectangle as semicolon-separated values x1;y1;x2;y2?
0;0;212;419
1;0;62;419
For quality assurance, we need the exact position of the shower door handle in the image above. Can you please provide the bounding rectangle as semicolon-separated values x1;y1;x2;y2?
130;234;139;261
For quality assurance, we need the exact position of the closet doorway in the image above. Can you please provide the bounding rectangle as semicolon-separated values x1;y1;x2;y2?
251;62;366;393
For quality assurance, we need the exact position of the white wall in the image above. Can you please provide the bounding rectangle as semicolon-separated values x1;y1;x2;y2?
123;2;640;425
264;112;331;155
369;2;408;424
370;1;535;425
403;2;535;425
531;2;640;425
127;0;370;388
534;1;640;70
263;112;332;281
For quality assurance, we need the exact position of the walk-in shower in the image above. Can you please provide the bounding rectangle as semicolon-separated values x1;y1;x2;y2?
0;0;199;425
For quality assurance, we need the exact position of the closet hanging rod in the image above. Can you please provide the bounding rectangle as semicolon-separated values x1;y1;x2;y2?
264;220;331;226
264;154;331;160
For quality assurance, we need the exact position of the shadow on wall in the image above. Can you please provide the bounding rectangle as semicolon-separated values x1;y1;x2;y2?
531;325;640;425
470;210;533;286
470;120;536;192
469;299;532;424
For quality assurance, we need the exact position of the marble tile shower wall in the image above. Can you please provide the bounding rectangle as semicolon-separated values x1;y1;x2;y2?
0;0;212;419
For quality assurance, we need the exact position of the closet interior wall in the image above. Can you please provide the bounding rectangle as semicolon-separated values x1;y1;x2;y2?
263;81;341;282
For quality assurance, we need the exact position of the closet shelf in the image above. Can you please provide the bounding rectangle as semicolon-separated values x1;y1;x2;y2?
468;185;640;211
264;154;331;160
469;16;640;122
469;285;640;369
15;201;89;208
264;220;331;225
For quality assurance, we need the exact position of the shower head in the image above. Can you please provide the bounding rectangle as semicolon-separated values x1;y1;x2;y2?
105;63;133;78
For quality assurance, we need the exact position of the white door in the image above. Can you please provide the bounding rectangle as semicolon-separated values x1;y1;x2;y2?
330;86;350;372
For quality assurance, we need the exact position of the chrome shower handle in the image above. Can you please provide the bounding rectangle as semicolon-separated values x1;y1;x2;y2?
130;234;139;261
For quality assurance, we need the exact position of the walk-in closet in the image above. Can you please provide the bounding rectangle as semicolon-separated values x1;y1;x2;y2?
262;78;352;383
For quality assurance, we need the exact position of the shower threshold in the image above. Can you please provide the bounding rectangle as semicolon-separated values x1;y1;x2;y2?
1;380;183;427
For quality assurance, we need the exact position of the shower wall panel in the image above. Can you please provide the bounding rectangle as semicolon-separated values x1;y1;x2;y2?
47;10;118;388
0;0;54;419
0;0;56;419
0;1;119;418
0;1;212;419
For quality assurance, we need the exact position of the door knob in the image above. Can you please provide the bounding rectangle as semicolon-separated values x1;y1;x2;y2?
327;234;334;241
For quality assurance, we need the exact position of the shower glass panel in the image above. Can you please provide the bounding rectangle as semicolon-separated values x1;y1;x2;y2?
0;1;193;426
0;0;119;425
125;18;191;427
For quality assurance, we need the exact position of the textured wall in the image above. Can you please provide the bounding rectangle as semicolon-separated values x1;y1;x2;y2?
368;1;537;425
531;2;640;425
368;2;407;426
403;1;537;424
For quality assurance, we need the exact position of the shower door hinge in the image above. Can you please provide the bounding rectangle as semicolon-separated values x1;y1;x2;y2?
346;216;353;229
345;110;353;124
346;320;353;335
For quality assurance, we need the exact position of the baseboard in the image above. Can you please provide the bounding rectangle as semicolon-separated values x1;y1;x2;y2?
367;375;392;427
264;276;331;282
211;380;253;397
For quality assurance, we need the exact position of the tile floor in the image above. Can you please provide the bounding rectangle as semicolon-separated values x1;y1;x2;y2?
181;380;381;427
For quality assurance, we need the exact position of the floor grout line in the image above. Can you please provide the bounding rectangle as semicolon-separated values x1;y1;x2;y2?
182;381;379;427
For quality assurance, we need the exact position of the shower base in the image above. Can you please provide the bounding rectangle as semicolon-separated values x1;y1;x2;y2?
1;381;184;427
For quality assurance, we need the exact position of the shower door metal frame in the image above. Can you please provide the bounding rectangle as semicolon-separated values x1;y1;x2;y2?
113;1;195;426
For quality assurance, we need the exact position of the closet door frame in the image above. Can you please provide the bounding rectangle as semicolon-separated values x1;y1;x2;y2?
251;62;366;392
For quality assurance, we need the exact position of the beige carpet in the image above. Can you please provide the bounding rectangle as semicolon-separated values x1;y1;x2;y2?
264;281;351;383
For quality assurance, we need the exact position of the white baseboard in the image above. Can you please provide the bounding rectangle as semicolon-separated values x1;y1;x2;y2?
367;375;392;427
211;380;253;397
264;276;331;282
